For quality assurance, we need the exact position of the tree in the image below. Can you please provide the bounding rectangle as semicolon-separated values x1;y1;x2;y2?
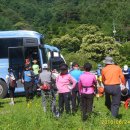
50;34;80;53
79;33;123;63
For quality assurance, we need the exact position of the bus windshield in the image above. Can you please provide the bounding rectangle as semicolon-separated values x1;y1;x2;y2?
0;38;23;58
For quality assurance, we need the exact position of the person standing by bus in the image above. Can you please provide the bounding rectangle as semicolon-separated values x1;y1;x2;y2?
56;63;76;115
69;62;83;114
102;56;125;118
32;59;40;92
6;68;17;105
22;65;34;103
38;64;56;114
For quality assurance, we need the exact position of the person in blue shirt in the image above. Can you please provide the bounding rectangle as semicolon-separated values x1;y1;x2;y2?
69;62;83;114
22;65;34;102
123;65;130;96
96;64;102;86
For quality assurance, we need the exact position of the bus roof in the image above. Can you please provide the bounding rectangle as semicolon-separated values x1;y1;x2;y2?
44;44;59;52
0;30;43;39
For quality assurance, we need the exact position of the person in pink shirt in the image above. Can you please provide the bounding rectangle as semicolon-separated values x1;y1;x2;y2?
79;62;97;121
56;63;76;114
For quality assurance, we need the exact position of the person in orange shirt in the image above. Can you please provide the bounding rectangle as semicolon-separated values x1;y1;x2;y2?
102;56;125;118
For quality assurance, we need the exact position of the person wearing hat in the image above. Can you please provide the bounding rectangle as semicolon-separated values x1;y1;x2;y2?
22;65;34;103
56;63;76;115
38;63;57;114
69;62;83;114
102;56;126;118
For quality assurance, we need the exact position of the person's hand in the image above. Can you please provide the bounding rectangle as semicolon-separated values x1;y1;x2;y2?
21;79;24;84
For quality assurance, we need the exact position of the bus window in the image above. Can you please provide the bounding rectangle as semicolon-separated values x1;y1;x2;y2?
0;38;23;58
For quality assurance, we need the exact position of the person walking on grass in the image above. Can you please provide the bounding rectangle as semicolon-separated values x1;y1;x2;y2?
38;63;56;114
56;63;76;115
78;63;97;121
102;56;126;118
69;62;83;114
22;65;34;103
6;68;17;105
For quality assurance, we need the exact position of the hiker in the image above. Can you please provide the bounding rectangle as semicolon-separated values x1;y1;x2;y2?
96;64;102;87
32;59;40;92
38;63;57;115
32;59;40;76
78;63;97;121
56;63;76;115
6;68;17;105
22;65;34;102
69;62;83;114
102;56;125;118
123;65;130;96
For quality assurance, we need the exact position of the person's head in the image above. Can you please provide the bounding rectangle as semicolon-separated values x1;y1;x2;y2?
103;56;114;65
60;63;68;74
25;65;30;70
123;65;128;71
72;62;79;70
42;63;48;70
32;59;37;64
97;64;102;69
8;68;13;73
25;58;30;65
84;62;92;72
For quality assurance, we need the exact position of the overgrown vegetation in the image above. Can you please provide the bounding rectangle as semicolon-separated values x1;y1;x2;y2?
0;0;130;65
0;96;130;130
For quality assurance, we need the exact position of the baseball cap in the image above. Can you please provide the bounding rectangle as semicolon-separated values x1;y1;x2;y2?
42;64;48;69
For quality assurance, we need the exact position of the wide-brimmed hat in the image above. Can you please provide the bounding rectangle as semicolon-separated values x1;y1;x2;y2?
32;59;37;63
103;56;114;64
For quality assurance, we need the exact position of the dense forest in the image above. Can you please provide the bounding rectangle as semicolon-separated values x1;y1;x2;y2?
0;0;130;66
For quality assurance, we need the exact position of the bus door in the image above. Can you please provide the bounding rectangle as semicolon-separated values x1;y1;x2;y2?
8;47;24;80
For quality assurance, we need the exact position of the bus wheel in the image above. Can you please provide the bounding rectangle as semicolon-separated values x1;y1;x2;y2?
0;80;8;98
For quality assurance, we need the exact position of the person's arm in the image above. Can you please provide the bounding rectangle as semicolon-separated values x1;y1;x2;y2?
69;75;77;89
78;78;82;95
101;69;105;85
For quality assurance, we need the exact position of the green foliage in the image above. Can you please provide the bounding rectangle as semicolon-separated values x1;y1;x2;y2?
119;42;130;66
51;34;80;53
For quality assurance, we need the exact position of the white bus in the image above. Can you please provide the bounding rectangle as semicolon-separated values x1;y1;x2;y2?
0;30;65;98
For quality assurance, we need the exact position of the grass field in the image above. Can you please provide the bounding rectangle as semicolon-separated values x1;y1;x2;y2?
0;95;130;130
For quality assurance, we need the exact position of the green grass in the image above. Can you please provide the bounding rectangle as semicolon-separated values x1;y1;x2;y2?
0;96;130;130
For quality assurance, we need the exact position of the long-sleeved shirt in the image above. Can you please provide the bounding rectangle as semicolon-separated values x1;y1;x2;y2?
56;73;76;93
78;72;97;94
39;70;52;84
69;69;83;82
102;64;125;86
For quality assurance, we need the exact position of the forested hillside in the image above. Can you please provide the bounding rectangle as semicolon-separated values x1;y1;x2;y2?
0;0;130;41
0;0;130;66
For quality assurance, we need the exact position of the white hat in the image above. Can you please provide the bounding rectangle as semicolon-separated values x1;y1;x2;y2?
124;65;128;71
42;64;48;69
